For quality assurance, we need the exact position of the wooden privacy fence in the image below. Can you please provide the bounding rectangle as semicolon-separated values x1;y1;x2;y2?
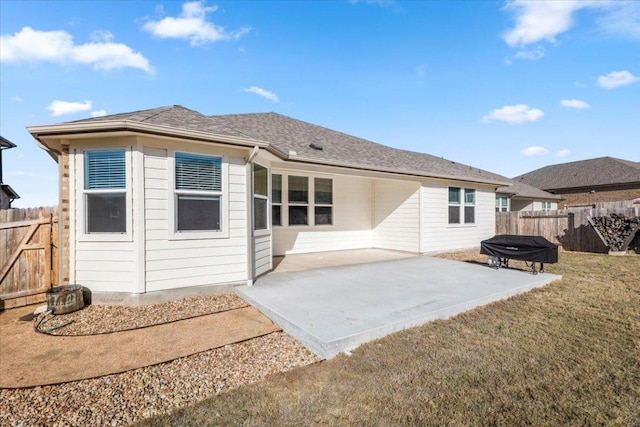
1;207;58;309
496;200;640;253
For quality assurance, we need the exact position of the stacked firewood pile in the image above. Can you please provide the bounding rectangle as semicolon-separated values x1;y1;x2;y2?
590;213;640;252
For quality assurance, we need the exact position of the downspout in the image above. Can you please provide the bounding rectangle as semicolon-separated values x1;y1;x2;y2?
245;146;259;286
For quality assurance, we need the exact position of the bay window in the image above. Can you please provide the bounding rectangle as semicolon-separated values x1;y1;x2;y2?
84;149;127;234
174;152;222;232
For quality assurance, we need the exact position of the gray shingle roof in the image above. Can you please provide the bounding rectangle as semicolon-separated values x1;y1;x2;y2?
65;105;511;185
496;180;561;200
514;157;640;191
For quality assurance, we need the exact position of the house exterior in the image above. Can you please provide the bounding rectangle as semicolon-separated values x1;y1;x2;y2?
28;105;510;299
1;136;21;209
495;180;561;212
514;157;640;206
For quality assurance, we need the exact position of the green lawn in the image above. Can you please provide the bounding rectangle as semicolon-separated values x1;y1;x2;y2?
139;251;640;426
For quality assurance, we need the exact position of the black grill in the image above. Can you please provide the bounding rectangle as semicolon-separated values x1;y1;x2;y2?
480;234;558;274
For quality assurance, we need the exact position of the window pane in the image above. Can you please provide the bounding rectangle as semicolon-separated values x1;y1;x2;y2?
177;195;220;231
289;205;308;225
465;189;476;204
272;174;282;203
448;206;460;224
254;197;268;230
315;178;333;205
315;207;332;225
175;153;222;192
87;193;126;233
272;205;281;226
464;206;475;223
448;187;460;204
253;164;268;197
85;149;125;189
288;176;308;203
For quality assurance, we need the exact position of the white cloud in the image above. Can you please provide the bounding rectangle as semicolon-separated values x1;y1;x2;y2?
597;70;640;89
91;109;107;117
502;1;640;48
560;99;591;110
11;96;23;102
598;1;640;39
0;26;153;73
143;1;250;46
502;0;587;47
243;86;279;103
556;149;571;157
47;100;92;116
513;46;545;60
521;146;549;156
482;104;544;124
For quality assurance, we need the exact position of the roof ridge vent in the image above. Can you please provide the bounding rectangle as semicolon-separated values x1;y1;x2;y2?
310;142;323;151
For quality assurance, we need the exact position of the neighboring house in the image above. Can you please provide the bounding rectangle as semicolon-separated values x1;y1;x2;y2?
514;157;640;206
495;180;561;212
1;136;21;209
28;105;510;298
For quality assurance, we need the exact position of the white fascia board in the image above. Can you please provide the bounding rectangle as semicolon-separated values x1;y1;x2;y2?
27;121;270;150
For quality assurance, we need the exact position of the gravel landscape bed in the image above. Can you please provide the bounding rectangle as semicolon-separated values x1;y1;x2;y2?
2;292;321;426
35;293;248;335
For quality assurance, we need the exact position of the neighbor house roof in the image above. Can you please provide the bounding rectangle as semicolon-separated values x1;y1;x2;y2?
496;180;561;200
1;136;17;149
1;184;20;200
514;157;640;192
29;105;511;186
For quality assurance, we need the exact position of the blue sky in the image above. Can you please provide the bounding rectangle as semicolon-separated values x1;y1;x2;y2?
1;0;639;208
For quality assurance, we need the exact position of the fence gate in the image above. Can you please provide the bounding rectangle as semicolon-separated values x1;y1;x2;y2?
0;207;58;309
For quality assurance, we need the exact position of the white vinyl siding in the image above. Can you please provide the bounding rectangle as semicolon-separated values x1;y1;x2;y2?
421;181;495;253
272;172;372;255
373;179;421;252
254;233;272;277
144;146;248;292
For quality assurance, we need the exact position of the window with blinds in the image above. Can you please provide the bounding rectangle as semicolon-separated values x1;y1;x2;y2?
174;152;223;232
84;149;127;233
175;153;222;191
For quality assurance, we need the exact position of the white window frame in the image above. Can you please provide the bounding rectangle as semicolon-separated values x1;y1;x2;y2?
541;201;552;211
168;150;229;240
448;186;476;226
313;177;333;226
271;173;282;227
496;196;509;212
464;188;476;224
253;162;270;237
288;175;310;226
78;147;133;242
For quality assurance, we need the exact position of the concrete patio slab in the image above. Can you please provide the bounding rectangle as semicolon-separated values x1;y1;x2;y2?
271;248;417;273
236;256;561;359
